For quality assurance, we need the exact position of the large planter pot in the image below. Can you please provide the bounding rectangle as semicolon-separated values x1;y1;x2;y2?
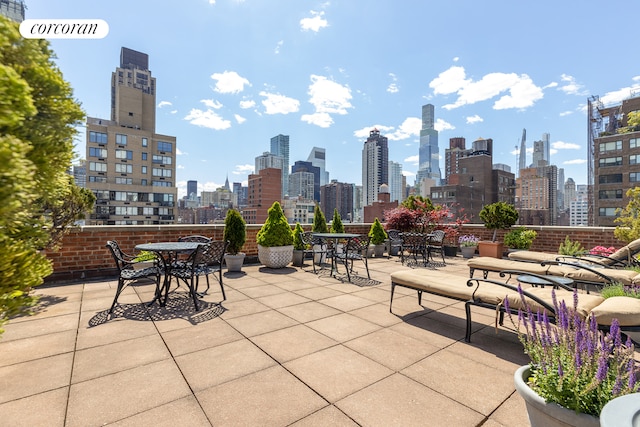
460;246;476;259
292;250;304;267
373;243;385;258
258;244;293;269
443;245;458;257
514;365;599;427
478;241;504;258
224;253;245;272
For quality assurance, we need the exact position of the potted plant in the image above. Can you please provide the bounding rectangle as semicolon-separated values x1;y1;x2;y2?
503;226;537;252
458;234;479;259
223;209;246;272
478;201;518;258
256;201;294;268
369;217;388;257
330;208;344;233
311;204;329;264
292;222;306;267
507;289;640;426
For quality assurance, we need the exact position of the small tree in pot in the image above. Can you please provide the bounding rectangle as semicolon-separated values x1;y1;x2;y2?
292;222;306;267
369;217;388;257
478;202;518;258
256;201;294;268
311;204;329;263
223;209;246;272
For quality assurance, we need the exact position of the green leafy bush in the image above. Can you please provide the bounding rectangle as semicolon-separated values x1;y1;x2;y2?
256;201;293;247
368;218;387;245
292;222;306;250
601;282;640;299
503;226;537;249
312;204;328;233
558;236;585;255
223;209;246;255
330;208;344;233
479;202;518;241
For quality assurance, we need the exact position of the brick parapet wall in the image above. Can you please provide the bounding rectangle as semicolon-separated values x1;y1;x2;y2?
42;223;624;284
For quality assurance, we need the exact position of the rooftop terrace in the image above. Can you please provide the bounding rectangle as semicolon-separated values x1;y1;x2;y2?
0;255;533;426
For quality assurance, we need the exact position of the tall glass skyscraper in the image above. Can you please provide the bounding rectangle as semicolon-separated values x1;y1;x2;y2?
307;146;329;185
362;129;388;206
416;104;441;184
270;134;290;198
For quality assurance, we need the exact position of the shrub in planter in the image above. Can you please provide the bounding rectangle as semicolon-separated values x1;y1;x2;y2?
330;208;344;233
479;202;518;242
312;204;329;233
504;226;537;250
369;218;387;257
292;222;306;267
256;202;294;268
223;209;246;255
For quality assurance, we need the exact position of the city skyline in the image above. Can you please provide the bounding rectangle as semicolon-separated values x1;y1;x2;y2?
26;0;640;199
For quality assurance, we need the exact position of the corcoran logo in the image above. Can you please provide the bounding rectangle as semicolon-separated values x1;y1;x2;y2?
20;19;109;39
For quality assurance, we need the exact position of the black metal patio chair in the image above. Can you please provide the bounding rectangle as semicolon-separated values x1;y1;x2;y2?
105;240;162;317
427;229;446;264
334;235;371;282
399;232;428;266
169;240;228;310
299;231;331;273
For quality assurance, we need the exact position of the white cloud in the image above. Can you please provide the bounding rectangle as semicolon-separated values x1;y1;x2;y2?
210;71;251;94
563;159;587;165
353;125;394;139
239;99;256;109
600;82;640;106
208;0;215;4
300;10;328;32
434;118;455;132
259;91;300;115
201;99;223;109
184;108;231;130
176;148;184;156
552;141;581;150
430;66;543;110
550;148;558;155
387;83;399;93
403;171;416;177
559;110;573;117
177;164;184;169
234;114;246;124
386;117;421;140
303;75;352;127
558;74;586;95
275;40;283;54
466;114;483;124
301;112;333;128
158;100;172;108
170;110;177;114
233;164;254;175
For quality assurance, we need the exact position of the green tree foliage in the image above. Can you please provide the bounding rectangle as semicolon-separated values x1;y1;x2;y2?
330;208;344;233
0;16;89;334
312;204;328;233
401;195;434;211
479;202;519;242
223;209;246;254
617;111;640;134
256;202;294;247
614;187;640;243
292;222;306;250
558;236;586;255
368;218;388;245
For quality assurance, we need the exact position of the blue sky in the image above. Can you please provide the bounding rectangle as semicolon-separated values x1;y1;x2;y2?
26;0;640;199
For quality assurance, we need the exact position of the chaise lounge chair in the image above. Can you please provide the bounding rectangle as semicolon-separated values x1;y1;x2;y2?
508;238;640;268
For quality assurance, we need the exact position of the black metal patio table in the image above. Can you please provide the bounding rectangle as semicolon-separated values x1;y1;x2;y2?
312;233;359;279
135;241;202;306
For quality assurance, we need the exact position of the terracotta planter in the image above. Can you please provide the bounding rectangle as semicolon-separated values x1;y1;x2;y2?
478;241;504;258
514;365;599;427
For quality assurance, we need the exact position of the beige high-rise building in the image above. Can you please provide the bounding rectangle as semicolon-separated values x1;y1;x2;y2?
86;47;177;225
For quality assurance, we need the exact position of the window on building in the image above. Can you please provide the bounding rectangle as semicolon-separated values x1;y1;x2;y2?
152;181;172;187
115;177;132;185
598;189;623;199
599;140;622;152
141;152;147;161
141;179;147;186
631;155;640;165
599;157;623;167
599;207;617;217
89;162;107;172
630;138;639;149
115;149;133;160
89;147;107;158
89;131;107;144
152;168;172;177
152;155;172;165
89;176;107;183
116;134;127;145
599;174;623;184
142;137;148;147
141;166;147;174
115;164;133;174
157;141;172;152
631;172;640;183
142;207;154;215
94;190;109;200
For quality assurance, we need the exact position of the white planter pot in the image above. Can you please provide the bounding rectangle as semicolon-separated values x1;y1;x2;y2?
514;365;599;427
313;244;327;264
460;246;476;259
224;253;245;272
258;245;293;269
373;244;385;257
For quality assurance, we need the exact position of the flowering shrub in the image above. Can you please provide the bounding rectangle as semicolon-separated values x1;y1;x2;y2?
601;282;640;299
458;234;479;247
506;288;640;416
590;245;616;256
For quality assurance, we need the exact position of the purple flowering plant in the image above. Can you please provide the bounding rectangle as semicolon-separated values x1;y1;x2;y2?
458;234;479;247
506;287;640;416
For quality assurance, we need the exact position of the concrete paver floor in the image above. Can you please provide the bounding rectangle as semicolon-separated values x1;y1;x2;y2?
0;255;532;426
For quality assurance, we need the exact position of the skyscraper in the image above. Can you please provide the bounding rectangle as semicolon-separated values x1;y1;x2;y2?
270;134;290;198
0;0;25;22
519;129;527;176
86;47;177;225
255;152;284;199
388;160;403;203
307;147;329;185
187;180;198;198
361;129;388;207
416;104;441;184
291;160;320;201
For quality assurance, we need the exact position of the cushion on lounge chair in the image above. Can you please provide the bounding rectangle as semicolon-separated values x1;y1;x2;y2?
589;296;640;326
507;251;558;263
511;287;604;319
468;257;552;276
560;267;638;286
607;238;640;265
